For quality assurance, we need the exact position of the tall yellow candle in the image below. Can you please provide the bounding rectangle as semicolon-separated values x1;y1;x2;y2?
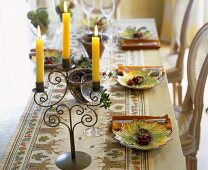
36;25;44;83
62;1;70;59
92;25;100;83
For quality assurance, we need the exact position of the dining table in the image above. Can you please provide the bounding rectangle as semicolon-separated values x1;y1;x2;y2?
0;18;186;170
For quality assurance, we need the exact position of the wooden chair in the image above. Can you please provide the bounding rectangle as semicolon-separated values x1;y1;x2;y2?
175;23;208;170
163;0;194;106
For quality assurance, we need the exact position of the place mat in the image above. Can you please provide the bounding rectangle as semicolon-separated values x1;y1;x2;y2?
120;39;161;50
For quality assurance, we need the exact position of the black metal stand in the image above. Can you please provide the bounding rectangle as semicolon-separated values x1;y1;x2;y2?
56;151;91;170
33;65;102;170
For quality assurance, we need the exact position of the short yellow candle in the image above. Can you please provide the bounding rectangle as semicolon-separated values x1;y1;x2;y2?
36;25;44;83
62;1;70;59
92;25;100;83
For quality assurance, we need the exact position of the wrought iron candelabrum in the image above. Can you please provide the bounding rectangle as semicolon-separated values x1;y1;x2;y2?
33;61;103;170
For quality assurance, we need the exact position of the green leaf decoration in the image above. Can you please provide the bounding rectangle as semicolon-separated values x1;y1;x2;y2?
114;105;123;110
112;92;124;98
106;150;123;158
15;155;23;161
108;71;113;78
120;26;152;39
57;84;65;88
118;69;163;90
100;89;112;109
38;136;49;142
32;153;48;161
114;120;172;150
17;151;25;155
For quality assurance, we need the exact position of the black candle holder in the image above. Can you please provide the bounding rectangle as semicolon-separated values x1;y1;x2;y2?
35;82;45;92
32;65;103;170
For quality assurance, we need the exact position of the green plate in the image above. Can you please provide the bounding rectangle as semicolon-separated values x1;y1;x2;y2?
113;120;172;150
82;17;107;31
117;69;164;90
31;49;62;68
120;26;154;39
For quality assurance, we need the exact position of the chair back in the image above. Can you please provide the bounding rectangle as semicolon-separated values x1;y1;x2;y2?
173;0;194;75
182;23;208;142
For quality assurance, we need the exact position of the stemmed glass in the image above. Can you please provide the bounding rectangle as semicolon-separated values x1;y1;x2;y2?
80;0;95;33
100;0;115;26
101;27;118;74
81;74;105;137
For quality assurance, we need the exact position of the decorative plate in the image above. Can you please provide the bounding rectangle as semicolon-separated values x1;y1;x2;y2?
70;55;91;68
117;69;164;90
113;120;172;150
31;49;62;68
82;17;107;31
120;26;154;39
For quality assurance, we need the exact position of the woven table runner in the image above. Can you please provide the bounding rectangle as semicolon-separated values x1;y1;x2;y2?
0;32;154;170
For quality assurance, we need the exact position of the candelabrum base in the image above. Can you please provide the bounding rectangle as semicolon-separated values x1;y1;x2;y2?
56;151;91;170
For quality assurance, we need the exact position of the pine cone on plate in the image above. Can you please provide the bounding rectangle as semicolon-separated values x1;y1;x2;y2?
136;128;152;145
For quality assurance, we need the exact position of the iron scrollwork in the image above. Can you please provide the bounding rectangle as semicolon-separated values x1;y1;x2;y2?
33;68;103;160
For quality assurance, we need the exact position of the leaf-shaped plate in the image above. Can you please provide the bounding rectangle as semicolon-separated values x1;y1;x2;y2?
82;17;107;31
117;69;164;90
113;120;172;150
120;26;154;40
31;49;62;68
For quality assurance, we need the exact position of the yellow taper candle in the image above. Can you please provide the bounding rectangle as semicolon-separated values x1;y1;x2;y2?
36;25;44;83
92;25;100;83
62;1;70;59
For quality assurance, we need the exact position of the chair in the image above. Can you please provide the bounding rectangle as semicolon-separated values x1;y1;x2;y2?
175;23;208;170
163;0;194;106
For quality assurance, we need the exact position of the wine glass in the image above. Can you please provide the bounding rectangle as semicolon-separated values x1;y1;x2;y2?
80;0;95;33
81;74;105;137
100;0;115;26
101;27;118;74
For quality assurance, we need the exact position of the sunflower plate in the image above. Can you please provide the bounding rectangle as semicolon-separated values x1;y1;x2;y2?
117;69;164;90
113;120;172;150
120;26;154;39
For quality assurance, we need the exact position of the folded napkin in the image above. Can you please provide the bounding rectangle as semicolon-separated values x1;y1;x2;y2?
117;64;164;75
112;115;172;131
120;39;161;50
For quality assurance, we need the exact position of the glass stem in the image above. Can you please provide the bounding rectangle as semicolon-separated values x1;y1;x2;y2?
87;14;91;33
107;18;110;27
109;48;112;72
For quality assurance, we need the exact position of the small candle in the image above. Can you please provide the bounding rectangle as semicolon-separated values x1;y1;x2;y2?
62;1;70;59
36;25;44;83
92;25;100;83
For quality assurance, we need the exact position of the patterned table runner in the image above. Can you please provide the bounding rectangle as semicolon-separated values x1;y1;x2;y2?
0;32;154;170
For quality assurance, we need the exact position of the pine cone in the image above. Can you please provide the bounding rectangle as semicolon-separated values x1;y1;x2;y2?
136;128;152;145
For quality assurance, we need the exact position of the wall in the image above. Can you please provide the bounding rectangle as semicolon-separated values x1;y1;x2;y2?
117;0;165;35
